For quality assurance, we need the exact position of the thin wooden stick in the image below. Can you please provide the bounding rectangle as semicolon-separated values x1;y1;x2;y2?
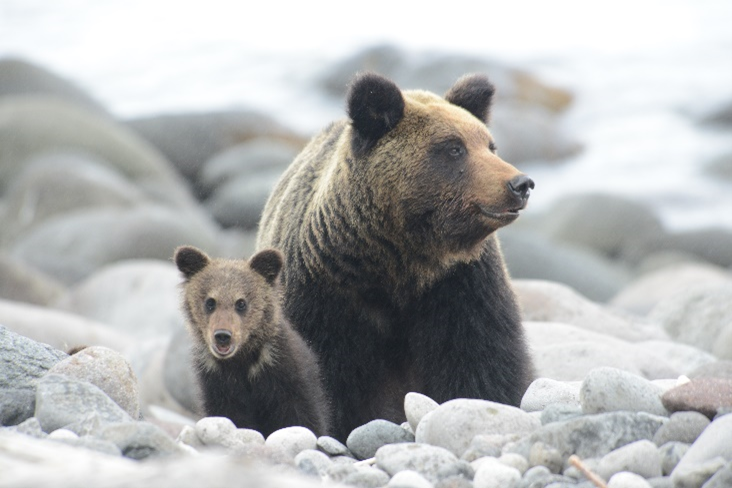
569;454;608;488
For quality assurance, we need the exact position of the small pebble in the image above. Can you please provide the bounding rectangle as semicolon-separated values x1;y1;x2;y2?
194;417;238;448
347;419;414;460
595;440;662;480
375;442;464;484
387;469;434;488
295;448;333;477
661;378;732;418
607;471;652;488
658;442;689;476
265;426;317;458
317;435;352;457
528;441;563;473
520;378;581;412
652;411;709;446
472;457;521;488
405;392;440;432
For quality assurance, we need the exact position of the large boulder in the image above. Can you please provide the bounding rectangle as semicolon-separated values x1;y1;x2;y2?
0;254;65;306
10;205;220;285
0;96;191;207
500;228;631;302
126;111;305;185
0;57;107;114
0;325;67;391
55;260;185;340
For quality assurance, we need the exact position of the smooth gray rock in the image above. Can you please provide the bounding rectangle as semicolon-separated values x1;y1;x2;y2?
7;417;46;438
415;399;540;458
56;259;185;340
460;434;516;461
375;443;465;484
163;326;202;414
650;284;732;360
702;462;732;488
317;435;352;457
505;411;668;462
671;414;732;487
515;280;667;342
607;471;653;488
596;440;662;480
195;417;240;448
34;374;132;433
528;441;563;473
498;453;530;475
98;421;184;460
653;412;710;446
347;419;415;460
540;403;583;425
520;378;581;412
0;58;107;113
342;466;391;488
48;346;140;420
204;172;280;229
0;254;65;306
126;111;302;183
581;367;669;416
500;229;630;302
0;325;67;390
660;442;690;476
0;388;36;426
295;449;333;477
473;457;521;488
525;322;679;381
405;392;440;432
265;426;317;459
12;205;220;285
387;470;434;488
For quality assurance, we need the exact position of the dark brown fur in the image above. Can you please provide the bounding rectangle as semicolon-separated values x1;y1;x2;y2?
257;73;535;440
174;246;330;437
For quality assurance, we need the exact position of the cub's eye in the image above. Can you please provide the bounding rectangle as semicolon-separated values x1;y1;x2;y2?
235;299;247;313
204;297;216;313
489;141;497;153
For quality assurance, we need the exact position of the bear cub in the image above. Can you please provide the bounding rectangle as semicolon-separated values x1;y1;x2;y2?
174;246;330;437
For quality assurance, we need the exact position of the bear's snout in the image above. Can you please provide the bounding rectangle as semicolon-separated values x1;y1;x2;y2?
212;329;234;357
507;174;534;203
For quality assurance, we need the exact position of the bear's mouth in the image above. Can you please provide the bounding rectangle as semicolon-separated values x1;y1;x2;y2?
477;203;525;223
211;330;235;358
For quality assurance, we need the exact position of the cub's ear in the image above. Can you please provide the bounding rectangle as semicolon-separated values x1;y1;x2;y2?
347;71;405;157
444;74;495;124
249;249;284;285
174;246;210;280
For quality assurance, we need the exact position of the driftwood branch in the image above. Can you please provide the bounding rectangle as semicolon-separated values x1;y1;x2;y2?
569;454;608;488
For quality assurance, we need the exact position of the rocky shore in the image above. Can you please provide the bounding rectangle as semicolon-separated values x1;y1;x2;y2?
1;50;732;488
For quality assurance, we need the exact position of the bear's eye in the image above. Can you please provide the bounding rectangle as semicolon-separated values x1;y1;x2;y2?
235;299;247;313
489;141;497;153
448;145;465;158
204;297;216;313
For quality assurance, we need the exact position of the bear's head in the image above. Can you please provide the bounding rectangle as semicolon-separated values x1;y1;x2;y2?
174;246;284;362
346;72;534;264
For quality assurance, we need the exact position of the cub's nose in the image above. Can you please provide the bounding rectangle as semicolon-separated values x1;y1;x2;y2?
214;330;232;348
508;174;535;199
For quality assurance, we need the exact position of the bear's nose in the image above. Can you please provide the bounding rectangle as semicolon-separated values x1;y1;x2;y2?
214;330;232;347
508;174;535;199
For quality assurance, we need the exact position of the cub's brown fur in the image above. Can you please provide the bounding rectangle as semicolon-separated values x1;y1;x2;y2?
174;246;330;437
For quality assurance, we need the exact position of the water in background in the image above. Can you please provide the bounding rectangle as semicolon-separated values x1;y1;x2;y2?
2;0;731;230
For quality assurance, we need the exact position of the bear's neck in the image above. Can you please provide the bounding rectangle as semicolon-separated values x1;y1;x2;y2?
300;178;473;302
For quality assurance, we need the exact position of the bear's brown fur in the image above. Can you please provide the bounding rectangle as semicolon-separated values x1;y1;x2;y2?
174;246;330;437
257;72;535;440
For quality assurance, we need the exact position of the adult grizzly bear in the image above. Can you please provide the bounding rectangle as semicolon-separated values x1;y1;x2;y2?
257;72;535;441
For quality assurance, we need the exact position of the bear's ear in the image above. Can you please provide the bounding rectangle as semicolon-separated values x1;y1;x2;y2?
347;72;405;157
249;249;283;285
444;74;496;124
174;246;210;280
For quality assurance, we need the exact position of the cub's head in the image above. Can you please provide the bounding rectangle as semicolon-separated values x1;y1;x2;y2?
346;72;534;262
174;246;283;361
